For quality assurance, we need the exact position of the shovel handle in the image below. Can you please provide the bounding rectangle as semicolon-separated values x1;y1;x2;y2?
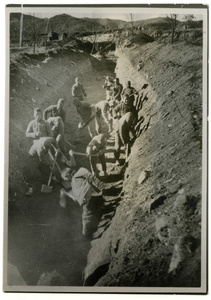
65;140;76;149
48;150;59;186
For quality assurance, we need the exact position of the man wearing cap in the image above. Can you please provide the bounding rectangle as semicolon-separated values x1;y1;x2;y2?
26;108;53;140
86;133;107;177
72;77;87;103
59;166;104;237
95;100;112;133
112;94;138;121
112;78;123;102
103;76;114;101
122;81;138;104
24;137;60;195
114;112;136;166
75;101;97;139
47;110;65;153
43;98;66;123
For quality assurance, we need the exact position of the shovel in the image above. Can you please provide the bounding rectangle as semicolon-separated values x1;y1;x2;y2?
52;144;73;168
41;150;59;193
64;139;76;149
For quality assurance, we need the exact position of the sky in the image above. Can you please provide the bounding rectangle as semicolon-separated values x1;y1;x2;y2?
7;6;204;22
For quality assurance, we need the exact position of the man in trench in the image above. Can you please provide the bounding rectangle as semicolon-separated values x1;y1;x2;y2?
24;137;60;195
94;100;115;133
121;81;138;105
74;101;97;139
86;133;108;178
112;94;138;121
59;167;104;238
102;76;114;101
114;112;137;166
72;77;87;103
112;78;123;102
46;107;65;153
26;107;53;141
43;98;66;123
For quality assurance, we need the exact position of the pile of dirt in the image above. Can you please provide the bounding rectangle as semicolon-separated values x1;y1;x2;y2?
84;38;203;287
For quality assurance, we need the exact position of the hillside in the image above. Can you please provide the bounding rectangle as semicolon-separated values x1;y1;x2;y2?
6;22;206;292
86;17;128;30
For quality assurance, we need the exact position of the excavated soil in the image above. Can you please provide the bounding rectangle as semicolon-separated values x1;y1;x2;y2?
6;34;205;291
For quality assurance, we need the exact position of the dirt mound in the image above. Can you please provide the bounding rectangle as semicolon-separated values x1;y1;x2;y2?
84;39;203;287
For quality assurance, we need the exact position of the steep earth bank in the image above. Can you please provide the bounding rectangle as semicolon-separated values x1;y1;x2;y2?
84;40;203;288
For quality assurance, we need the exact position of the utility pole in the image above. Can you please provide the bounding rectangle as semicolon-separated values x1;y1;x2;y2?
19;13;23;48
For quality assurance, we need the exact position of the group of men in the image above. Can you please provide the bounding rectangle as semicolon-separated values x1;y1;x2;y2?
24;76;139;237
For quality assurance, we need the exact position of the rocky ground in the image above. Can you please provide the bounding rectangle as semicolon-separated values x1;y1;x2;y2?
6;30;205;292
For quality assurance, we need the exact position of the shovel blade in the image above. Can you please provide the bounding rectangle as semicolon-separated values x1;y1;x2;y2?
41;184;52;193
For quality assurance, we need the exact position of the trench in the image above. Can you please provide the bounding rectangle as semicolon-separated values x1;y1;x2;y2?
7;44;127;288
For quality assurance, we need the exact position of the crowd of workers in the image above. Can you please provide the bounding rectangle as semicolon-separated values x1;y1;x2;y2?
24;76;139;237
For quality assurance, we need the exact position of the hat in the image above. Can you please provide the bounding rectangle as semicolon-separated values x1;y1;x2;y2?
58;98;64;104
61;167;72;180
108;100;115;107
127;81;131;85
43;137;54;147
34;107;41;113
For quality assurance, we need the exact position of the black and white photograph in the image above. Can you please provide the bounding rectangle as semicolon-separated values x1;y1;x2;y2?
3;2;208;295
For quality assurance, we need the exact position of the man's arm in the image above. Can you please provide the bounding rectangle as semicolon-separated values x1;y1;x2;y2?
101;102;110;125
81;84;87;97
26;121;36;138
112;104;121;119
43;105;53;121
46;121;53;137
58;117;65;135
114;85;122;100
72;84;76;97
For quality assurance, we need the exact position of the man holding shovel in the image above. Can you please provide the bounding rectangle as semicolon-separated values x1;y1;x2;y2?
59;167;104;238
74;101;97;139
113;94;138;121
114;112;137;166
121;81;138;105
86;133;108;177
24;137;60;195
46;108;65;153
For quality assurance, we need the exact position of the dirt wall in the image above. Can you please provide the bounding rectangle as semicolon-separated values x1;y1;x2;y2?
84;40;203;287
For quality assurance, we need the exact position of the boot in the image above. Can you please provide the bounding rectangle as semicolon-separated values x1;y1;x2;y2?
25;184;33;196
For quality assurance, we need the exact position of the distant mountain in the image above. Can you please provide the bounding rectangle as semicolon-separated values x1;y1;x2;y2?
10;14;48;43
133;17;176;29
48;14;106;34
133;17;202;30
84;18;128;30
10;13;106;44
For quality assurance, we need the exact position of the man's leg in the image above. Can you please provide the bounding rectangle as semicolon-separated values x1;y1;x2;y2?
114;132;121;166
95;115;102;134
99;154;107;176
88;118;97;139
89;155;99;177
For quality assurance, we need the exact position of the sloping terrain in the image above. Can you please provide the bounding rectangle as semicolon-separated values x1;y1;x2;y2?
83;37;204;287
6;26;205;291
